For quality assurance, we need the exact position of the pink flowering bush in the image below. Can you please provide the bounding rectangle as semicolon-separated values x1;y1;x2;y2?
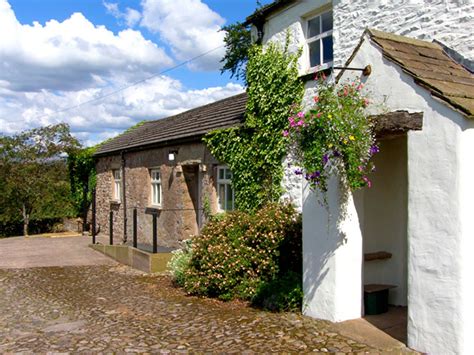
182;203;302;309
285;78;378;195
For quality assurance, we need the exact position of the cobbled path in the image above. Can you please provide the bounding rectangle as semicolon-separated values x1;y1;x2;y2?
0;265;396;353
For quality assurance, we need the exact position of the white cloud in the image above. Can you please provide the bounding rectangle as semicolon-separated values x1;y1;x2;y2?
140;0;226;71
0;0;243;147
104;2;141;27
0;0;172;92
0;76;244;146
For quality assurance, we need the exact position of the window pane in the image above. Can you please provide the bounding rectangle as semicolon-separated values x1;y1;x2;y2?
225;169;232;180
157;184;161;204
226;184;233;211
308;16;320;38
323;35;333;63
218;184;225;210
321;11;333;33
309;40;321;67
219;168;224;180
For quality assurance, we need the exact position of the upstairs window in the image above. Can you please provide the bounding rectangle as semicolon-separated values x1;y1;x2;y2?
307;10;333;70
150;169;162;207
113;169;122;202
217;166;234;212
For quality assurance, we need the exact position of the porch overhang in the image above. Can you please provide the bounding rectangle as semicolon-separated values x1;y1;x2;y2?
372;111;423;139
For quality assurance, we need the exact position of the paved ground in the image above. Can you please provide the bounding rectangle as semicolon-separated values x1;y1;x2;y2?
0;235;413;353
0;234;115;268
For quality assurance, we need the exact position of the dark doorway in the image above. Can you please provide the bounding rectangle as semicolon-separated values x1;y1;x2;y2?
182;165;200;236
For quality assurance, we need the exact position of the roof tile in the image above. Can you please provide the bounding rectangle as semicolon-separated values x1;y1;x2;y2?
368;29;474;118
95;93;247;156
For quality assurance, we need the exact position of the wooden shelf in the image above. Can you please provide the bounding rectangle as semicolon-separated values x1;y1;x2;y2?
364;251;392;261
364;284;397;293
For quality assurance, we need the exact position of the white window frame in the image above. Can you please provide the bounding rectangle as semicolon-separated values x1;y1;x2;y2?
217;166;234;212
113;169;122;202
306;10;333;71
150;169;162;207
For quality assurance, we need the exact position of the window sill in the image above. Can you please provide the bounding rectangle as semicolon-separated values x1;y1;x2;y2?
145;206;161;215
299;67;332;83
110;200;121;206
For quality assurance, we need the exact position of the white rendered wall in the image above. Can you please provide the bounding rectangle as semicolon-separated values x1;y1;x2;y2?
303;177;363;322
281;154;303;212
362;137;408;306
341;36;469;355
460;119;474;353
260;0;473;76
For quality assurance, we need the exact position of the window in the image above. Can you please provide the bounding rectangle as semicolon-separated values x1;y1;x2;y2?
307;10;333;69
113;169;121;202
217;166;234;212
150;169;162;207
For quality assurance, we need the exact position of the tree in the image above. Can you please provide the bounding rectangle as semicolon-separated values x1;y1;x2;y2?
0;124;79;236
67;146;96;232
220;22;252;81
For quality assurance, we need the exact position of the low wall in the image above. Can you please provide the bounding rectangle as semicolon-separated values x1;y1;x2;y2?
90;244;172;273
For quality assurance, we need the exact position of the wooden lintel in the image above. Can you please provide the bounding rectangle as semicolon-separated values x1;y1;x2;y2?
371;111;423;139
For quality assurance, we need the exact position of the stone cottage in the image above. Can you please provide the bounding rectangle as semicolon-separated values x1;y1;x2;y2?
93;93;247;249
246;0;473;354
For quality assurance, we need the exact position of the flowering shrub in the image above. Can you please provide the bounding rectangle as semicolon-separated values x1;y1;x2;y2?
182;203;302;306
284;78;378;195
168;239;193;287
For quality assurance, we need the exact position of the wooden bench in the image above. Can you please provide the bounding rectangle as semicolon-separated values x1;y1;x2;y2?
364;251;392;261
364;284;397;315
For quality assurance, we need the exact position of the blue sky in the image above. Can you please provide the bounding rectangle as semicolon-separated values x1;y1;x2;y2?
1;0;273;145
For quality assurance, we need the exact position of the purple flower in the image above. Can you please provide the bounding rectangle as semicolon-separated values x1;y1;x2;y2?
370;145;380;155
333;150;341;157
322;154;329;164
294;168;303;175
309;171;321;180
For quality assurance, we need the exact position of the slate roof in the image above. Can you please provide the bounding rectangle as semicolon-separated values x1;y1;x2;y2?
367;29;474;119
95;93;247;156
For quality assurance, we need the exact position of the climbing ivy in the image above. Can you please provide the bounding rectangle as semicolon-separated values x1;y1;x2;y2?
204;41;304;212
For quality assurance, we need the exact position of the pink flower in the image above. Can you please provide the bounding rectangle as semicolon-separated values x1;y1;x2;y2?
314;96;319;103
282;130;289;137
316;112;322;118
297;111;304;118
357;83;364;91
363;176;372;188
363;98;370;107
297;120;304;126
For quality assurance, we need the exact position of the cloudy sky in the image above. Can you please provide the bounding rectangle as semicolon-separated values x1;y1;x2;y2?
0;0;271;146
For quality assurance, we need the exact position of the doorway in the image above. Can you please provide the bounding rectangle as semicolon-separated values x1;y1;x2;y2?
361;136;408;344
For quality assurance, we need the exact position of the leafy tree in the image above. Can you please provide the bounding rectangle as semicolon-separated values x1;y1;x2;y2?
0;124;79;236
220;22;252;81
67;146;96;232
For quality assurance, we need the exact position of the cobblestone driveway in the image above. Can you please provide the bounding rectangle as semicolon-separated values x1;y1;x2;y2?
0;265;391;353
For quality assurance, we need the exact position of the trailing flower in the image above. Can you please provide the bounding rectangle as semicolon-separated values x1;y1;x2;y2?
285;77;378;196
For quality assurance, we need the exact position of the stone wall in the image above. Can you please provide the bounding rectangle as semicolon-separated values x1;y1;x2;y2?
259;0;473;76
333;0;474;66
95;142;220;249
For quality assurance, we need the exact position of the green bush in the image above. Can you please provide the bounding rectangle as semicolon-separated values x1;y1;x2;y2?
252;271;303;312
168;239;193;286
182;203;302;306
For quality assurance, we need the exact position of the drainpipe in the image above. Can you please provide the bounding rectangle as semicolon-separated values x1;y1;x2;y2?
121;151;128;243
255;19;265;45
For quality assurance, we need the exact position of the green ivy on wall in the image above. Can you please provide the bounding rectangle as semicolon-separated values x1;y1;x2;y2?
204;41;304;212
